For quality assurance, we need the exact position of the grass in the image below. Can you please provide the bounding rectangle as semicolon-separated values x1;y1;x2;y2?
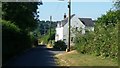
55;50;118;66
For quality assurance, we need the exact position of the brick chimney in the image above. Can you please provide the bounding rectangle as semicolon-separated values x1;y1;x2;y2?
64;13;67;19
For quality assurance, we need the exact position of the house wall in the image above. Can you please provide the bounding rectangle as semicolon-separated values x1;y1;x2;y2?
63;22;69;45
71;16;85;34
55;27;63;42
63;15;85;45
55;15;94;46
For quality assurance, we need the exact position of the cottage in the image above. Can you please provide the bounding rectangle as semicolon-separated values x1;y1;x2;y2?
55;14;94;45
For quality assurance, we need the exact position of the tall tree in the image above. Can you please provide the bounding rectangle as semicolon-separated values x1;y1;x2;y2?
114;0;120;10
114;0;120;30
97;10;118;26
2;2;41;31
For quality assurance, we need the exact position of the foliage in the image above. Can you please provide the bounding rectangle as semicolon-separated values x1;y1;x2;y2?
33;27;41;38
40;28;55;44
2;2;41;31
2;20;20;32
36;20;57;45
74;10;118;60
53;40;67;50
40;34;50;44
38;20;57;35
2;20;36;63
97;10;118;26
2;2;41;63
114;0;120;10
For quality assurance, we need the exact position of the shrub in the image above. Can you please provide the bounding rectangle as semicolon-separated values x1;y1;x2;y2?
53;40;67;50
74;10;118;60
39;28;56;45
2;20;34;63
74;22;118;59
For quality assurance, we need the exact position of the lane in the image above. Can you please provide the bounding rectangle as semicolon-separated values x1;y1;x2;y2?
3;45;64;66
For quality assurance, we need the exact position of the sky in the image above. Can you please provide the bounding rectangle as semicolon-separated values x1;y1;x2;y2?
38;0;114;21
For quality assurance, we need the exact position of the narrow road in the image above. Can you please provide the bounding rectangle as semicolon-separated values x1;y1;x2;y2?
2;45;65;67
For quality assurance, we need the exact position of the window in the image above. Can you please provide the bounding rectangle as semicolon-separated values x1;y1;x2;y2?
63;39;66;42
76;27;78;31
71;37;74;42
63;39;66;41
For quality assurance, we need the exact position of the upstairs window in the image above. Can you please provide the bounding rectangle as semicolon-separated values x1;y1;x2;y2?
76;27;78;31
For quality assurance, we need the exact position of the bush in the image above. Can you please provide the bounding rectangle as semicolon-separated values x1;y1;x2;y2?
40;34;49;44
53;40;67;50
2;20;34;63
74;10;118;60
39;29;56;45
74;22;118;59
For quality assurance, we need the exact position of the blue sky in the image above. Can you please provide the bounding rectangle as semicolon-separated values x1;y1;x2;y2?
38;1;113;21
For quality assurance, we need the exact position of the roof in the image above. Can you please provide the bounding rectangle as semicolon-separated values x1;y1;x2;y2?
58;14;94;27
60;14;75;27
79;18;94;27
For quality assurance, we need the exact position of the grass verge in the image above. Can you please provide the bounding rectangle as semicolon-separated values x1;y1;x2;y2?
55;50;118;66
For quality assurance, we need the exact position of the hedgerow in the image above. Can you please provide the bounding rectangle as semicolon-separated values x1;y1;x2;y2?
2;20;35;63
74;11;118;60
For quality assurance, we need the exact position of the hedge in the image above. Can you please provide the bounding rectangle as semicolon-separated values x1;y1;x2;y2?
75;23;118;60
53;40;67;50
2;20;35;63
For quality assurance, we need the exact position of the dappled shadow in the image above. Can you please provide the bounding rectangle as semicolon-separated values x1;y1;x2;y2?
2;45;57;67
46;48;66;51
38;44;46;46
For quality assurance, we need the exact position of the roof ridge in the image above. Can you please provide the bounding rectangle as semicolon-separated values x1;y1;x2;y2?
63;14;75;20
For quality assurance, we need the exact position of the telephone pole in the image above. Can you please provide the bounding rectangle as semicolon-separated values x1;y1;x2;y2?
58;0;71;52
50;16;52;44
66;0;71;52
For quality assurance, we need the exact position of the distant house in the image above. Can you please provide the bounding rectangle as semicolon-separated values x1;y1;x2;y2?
55;14;94;45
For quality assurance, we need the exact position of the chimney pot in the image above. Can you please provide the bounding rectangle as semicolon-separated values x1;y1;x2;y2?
64;13;66;19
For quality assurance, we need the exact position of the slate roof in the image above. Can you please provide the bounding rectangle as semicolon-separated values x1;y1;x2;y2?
60;14;75;27
79;18;94;27
58;14;94;27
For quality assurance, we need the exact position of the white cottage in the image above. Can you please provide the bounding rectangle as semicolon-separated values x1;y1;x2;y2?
55;14;94;45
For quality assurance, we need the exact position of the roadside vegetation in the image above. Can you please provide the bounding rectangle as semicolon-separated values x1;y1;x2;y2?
2;2;42;63
55;50;118;66
74;7;119;61
37;20;59;48
2;1;119;66
74;13;118;59
55;1;119;66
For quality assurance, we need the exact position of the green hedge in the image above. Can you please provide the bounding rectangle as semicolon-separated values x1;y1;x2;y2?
53;40;67;50
75;23;118;59
2;20;35;63
40;29;55;44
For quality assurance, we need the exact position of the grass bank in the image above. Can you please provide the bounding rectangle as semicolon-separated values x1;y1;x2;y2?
55;50;118;66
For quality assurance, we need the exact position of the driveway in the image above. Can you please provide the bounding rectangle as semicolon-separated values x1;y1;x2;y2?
2;45;65;67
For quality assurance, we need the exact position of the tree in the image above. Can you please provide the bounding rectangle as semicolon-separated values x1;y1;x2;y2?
74;2;119;59
2;2;42;31
38;20;57;35
114;0;120;10
2;2;42;63
97;10;118;26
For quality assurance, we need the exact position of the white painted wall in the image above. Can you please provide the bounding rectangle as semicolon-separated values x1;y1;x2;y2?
63;22;69;44
55;15;94;45
63;15;85;45
71;15;85;34
55;27;63;41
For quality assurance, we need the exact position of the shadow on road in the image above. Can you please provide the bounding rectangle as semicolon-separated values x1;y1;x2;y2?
2;45;58;67
46;48;66;51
